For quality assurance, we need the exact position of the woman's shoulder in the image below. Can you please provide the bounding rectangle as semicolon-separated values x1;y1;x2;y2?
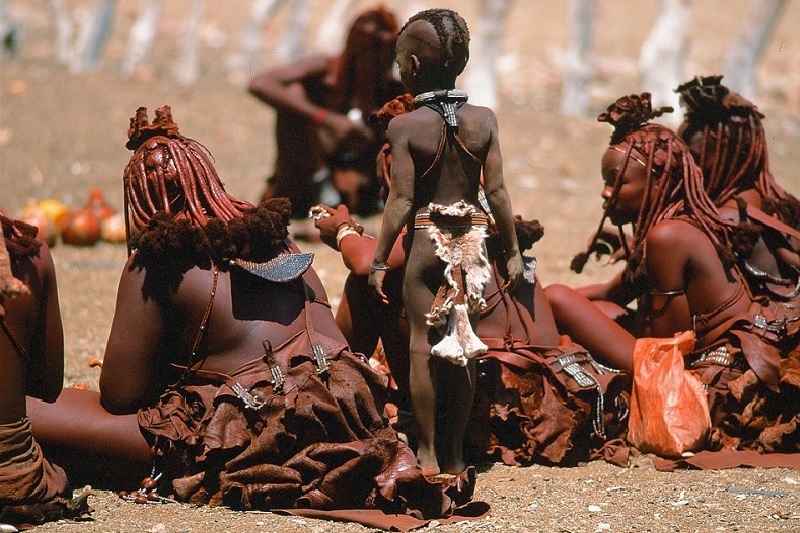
647;217;707;247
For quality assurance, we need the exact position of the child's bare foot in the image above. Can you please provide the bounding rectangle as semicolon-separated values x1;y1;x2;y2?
420;464;441;477
416;448;440;477
442;460;467;476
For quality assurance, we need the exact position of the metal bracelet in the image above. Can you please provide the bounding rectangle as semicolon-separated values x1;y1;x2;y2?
370;259;390;271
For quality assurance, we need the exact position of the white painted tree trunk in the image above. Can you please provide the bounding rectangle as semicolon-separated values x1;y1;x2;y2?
274;0;310;62
121;0;163;77
174;0;206;85
47;0;76;66
72;0;115;72
723;0;786;100
638;0;691;127
560;0;595;116
229;0;286;73
0;0;21;57
47;0;116;72
312;0;359;54
464;0;514;109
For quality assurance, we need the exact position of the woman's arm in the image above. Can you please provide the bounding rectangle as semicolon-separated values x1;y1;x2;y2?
26;240;64;403
99;258;166;414
315;204;404;275
644;221;693;337
248;56;331;118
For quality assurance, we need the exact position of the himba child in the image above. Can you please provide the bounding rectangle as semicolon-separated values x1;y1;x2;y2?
546;93;799;456
26;106;476;525
675;75;800;302
369;9;523;476
0;214;89;527
316;95;629;468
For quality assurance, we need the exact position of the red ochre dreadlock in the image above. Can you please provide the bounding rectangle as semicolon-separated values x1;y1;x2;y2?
124;106;254;231
327;7;399;115
676;75;800;226
573;93;736;288
123;107;292;285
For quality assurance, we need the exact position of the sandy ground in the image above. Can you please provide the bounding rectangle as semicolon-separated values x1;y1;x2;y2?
2;0;800;531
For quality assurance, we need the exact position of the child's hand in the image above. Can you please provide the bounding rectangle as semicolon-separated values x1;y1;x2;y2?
369;268;389;304
505;255;524;292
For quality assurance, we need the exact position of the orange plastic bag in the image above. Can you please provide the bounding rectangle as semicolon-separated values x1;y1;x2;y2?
627;330;711;457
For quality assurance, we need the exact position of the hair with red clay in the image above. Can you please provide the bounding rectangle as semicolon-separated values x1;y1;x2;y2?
573;93;736;289
400;8;470;87
123;106;292;295
676;75;800;226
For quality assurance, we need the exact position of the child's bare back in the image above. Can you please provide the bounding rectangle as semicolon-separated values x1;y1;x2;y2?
369;8;521;476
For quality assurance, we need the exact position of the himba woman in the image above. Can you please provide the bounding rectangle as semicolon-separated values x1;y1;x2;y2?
248;6;404;217
26;106;481;527
545;93;799;460
1;215;89;526
314;95;630;469
675;75;800;303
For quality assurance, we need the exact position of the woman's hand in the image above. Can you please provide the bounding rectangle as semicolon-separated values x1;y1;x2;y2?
317;113;373;157
312;204;364;251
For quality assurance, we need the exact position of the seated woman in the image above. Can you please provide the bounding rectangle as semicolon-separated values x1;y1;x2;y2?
248;6;404;217
545;93;799;455
675;75;800;302
310;96;631;468
1;215;89;526
26;106;476;524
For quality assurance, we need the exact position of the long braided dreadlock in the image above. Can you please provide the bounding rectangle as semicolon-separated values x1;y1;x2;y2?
676;75;800;227
400;8;470;87
123;106;292;293
573;93;736;292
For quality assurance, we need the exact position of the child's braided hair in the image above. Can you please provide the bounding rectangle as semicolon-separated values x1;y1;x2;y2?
400;8;470;85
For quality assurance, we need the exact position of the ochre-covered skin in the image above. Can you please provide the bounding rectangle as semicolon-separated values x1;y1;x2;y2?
248;7;404;217
1;215;91;527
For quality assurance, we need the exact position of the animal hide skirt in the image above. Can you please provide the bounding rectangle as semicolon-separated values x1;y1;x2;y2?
0;417;80;526
465;336;632;467
137;328;475;520
416;201;491;366
687;299;800;454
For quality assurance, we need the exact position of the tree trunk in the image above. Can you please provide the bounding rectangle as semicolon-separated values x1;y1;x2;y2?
560;0;595;116
174;0;206;85
723;0;786;100
638;0;691;127
464;0;514;109
122;0;163;77
274;0;310;62
229;0;286;75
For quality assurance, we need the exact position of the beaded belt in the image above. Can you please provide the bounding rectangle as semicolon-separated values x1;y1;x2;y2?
414;211;489;229
551;352;627;438
689;345;748;370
